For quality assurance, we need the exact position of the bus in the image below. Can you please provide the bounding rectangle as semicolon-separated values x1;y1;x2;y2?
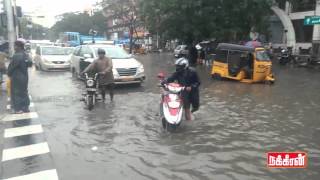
59;32;108;47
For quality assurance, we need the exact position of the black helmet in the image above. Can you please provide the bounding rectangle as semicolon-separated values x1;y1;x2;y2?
97;48;106;55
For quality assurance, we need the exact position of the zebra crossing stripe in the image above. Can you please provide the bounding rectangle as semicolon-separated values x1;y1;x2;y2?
2;142;50;161
6;103;35;110
2;95;59;179
1;112;39;122
3;169;59;180
4;124;43;138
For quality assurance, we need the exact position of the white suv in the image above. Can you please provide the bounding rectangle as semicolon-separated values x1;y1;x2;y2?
70;45;145;84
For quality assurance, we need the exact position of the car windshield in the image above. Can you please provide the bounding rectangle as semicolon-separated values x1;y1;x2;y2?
63;48;74;55
256;50;271;61
42;47;66;55
94;46;131;59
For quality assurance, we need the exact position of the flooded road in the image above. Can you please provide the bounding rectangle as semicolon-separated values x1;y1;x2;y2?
27;53;320;180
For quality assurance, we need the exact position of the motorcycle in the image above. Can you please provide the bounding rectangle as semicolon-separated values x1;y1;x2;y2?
278;48;292;65
158;73;185;131
82;73;99;110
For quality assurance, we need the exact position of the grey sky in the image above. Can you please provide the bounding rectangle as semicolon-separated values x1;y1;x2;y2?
16;0;100;27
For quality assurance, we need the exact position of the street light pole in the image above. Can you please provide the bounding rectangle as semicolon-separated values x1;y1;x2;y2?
4;0;16;56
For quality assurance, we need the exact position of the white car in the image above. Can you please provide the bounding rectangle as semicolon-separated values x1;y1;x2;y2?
174;45;188;58
34;46;71;71
70;44;145;85
29;40;54;59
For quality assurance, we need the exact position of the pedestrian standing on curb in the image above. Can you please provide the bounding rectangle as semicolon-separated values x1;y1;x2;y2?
7;40;31;113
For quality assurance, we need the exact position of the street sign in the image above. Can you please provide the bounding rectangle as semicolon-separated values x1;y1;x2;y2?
304;16;320;25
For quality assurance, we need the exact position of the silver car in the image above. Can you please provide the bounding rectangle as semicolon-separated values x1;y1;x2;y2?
174;45;188;58
34;46;71;71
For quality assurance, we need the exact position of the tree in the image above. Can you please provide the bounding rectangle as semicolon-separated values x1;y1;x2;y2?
101;0;141;53
50;12;107;40
140;0;273;44
19;18;49;40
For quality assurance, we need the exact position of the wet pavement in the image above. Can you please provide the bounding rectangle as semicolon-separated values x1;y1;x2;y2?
1;53;320;180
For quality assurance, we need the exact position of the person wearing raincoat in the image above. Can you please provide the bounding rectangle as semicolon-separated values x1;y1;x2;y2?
7;40;31;113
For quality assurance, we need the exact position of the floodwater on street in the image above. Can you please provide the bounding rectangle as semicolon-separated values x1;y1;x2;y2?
24;53;320;180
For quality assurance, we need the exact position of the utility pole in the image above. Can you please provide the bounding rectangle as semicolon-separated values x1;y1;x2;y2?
4;0;16;56
12;0;19;38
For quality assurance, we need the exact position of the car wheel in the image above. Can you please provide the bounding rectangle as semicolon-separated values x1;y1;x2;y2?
39;64;43;71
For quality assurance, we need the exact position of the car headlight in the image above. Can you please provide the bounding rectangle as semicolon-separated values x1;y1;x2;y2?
43;58;51;64
113;69;120;77
86;79;94;87
137;65;144;73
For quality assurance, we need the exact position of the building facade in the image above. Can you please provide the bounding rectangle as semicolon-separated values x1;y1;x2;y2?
270;0;320;53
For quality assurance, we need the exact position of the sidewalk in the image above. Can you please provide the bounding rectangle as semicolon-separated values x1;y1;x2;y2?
0;75;9;117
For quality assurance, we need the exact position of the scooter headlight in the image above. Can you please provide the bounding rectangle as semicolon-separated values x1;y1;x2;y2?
86;79;94;87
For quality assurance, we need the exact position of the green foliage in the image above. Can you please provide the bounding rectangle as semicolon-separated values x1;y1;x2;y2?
50;12;106;40
101;0;140;53
19;18;49;40
140;0;273;43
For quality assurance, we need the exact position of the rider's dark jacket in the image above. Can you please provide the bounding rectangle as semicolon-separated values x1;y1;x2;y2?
164;67;200;108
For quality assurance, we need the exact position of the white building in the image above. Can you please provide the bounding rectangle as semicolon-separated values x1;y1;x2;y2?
270;0;320;53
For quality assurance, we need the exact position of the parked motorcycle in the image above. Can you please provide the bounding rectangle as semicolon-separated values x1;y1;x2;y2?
278;48;292;65
158;73;185;131
82;73;99;110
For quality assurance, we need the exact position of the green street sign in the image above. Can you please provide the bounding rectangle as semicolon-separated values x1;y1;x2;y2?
304;16;320;25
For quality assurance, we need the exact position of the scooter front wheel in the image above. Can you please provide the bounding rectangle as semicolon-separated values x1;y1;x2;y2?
87;95;94;110
162;118;177;132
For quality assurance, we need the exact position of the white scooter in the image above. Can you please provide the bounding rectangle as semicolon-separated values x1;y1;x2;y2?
158;73;185;131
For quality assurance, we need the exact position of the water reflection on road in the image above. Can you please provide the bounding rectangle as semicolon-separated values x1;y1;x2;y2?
29;53;320;180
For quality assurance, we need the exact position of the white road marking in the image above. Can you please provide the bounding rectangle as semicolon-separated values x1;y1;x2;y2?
2;142;50;161
6;103;35;110
3;169;59;180
1;112;38;122
7;97;10;102
4;124;43;138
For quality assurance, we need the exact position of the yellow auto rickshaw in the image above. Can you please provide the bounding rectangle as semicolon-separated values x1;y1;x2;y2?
133;44;146;54
211;43;275;84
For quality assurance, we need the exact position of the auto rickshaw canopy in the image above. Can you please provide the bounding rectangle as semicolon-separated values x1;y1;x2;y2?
216;43;255;52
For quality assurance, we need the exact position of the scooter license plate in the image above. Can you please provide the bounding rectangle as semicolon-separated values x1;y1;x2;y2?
86;88;97;91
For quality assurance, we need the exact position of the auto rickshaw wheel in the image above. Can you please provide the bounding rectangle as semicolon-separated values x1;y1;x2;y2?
266;80;275;85
212;73;222;80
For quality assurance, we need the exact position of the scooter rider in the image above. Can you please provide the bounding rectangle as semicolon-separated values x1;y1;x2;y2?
81;48;114;102
163;57;201;121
